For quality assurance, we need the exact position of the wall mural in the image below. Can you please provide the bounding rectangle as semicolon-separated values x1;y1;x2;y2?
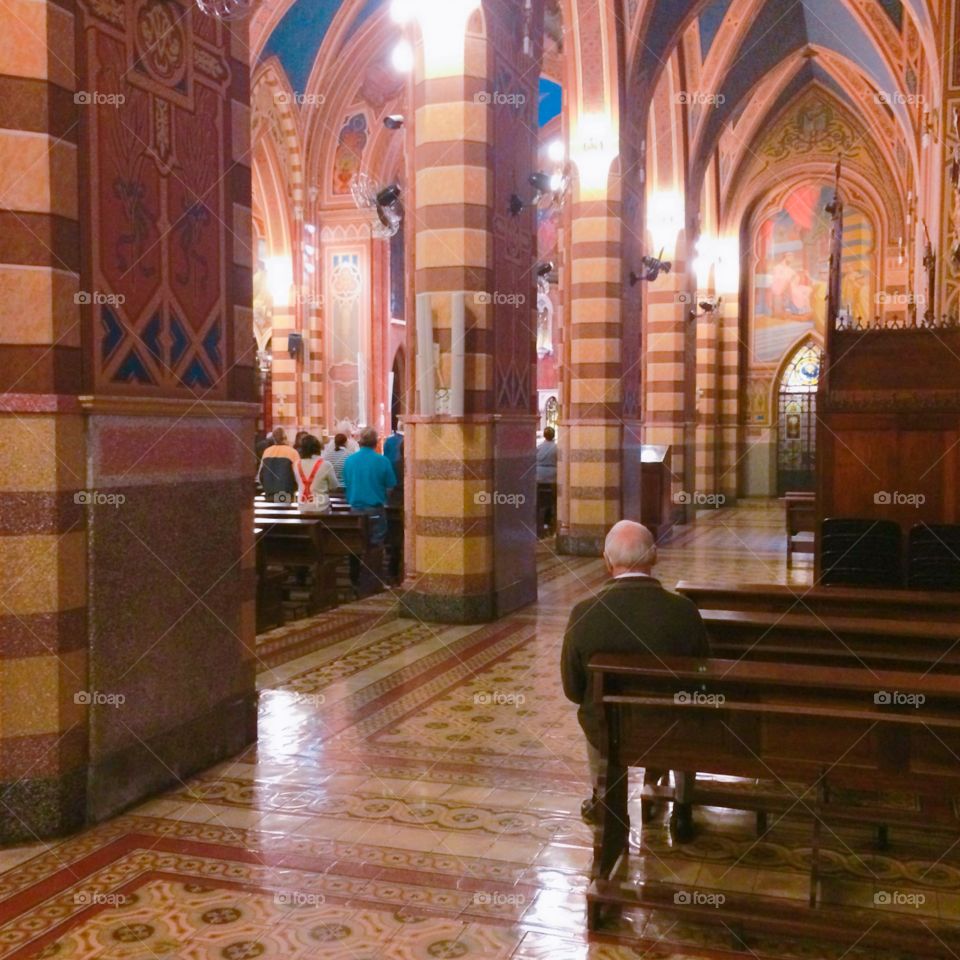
327;251;363;424
752;184;873;363
79;0;242;397
332;113;369;195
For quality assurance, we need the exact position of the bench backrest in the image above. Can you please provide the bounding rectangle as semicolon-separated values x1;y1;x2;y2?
676;581;960;622
588;655;960;796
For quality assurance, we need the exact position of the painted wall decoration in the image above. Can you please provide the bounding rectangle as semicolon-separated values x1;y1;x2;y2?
332;113;369;195
327;251;363;423
78;0;244;397
752;184;873;363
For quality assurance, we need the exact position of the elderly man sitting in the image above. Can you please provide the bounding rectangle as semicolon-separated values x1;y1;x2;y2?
560;520;709;842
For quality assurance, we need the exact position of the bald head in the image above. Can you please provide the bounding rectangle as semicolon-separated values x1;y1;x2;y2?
603;520;657;576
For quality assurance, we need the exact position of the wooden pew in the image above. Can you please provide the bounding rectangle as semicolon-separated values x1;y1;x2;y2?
677;581;960;623
697;608;960;673
785;492;815;565
586;654;960;954
255;505;378;607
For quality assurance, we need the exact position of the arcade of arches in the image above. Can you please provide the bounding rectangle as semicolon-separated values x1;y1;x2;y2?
3;0;960;957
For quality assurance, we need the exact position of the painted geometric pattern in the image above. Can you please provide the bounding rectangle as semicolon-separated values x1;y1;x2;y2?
1;504;958;960
80;0;233;396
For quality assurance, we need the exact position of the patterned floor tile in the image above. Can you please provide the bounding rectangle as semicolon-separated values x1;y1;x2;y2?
1;503;956;960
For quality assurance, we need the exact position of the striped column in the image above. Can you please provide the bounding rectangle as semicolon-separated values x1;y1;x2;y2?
718;298;740;502
270;298;297;428
644;260;689;513
400;21;499;623
694;312;719;498
557;192;625;555
0;0;87;842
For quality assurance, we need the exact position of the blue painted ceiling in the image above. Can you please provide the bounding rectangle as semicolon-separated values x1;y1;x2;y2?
261;0;384;93
689;0;908;176
698;0;733;61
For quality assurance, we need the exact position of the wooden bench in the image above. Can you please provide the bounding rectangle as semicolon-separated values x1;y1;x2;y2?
254;506;379;610
696;608;960;673
678;581;960;622
586;654;960;954
785;491;815;565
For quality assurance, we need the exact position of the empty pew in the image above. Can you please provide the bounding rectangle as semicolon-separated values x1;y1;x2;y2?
677;581;960;623
586;654;960;954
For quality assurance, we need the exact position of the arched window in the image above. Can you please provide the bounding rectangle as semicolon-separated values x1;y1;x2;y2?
777;341;822;495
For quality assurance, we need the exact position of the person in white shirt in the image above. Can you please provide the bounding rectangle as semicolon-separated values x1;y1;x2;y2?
323;420;359;458
296;435;339;512
536;427;558;483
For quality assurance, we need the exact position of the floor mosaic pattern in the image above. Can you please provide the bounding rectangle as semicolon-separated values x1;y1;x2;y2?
2;502;956;959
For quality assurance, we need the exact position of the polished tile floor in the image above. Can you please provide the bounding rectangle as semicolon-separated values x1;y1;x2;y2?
2;502;958;959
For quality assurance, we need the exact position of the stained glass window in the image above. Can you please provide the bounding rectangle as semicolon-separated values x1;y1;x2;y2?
782;343;822;392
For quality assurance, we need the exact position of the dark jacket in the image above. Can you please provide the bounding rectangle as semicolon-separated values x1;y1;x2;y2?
561;575;710;747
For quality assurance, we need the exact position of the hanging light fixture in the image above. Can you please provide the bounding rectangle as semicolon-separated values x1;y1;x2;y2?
195;0;255;20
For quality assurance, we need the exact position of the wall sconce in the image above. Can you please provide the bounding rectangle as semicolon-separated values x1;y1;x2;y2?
537;261;555;279
509;172;560;216
691;297;722;320
288;332;304;361
384;115;405;129
629;253;673;285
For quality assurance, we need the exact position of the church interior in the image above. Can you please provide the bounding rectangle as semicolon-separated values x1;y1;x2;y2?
4;0;960;956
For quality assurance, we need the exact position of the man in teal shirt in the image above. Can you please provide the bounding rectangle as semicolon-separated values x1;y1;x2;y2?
343;427;397;589
343;427;397;513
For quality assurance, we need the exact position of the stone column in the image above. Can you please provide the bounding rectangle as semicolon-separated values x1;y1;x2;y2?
694;312;720;500
401;0;541;622
0;0;86;843
1;1;258;837
557;190;626;555
718;296;740;503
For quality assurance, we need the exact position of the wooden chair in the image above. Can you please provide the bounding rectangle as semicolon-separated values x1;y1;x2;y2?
908;523;960;591
820;518;903;587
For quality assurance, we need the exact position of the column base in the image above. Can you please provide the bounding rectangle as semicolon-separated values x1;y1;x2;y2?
0;769;86;845
557;532;605;557
399;588;497;624
86;692;257;823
